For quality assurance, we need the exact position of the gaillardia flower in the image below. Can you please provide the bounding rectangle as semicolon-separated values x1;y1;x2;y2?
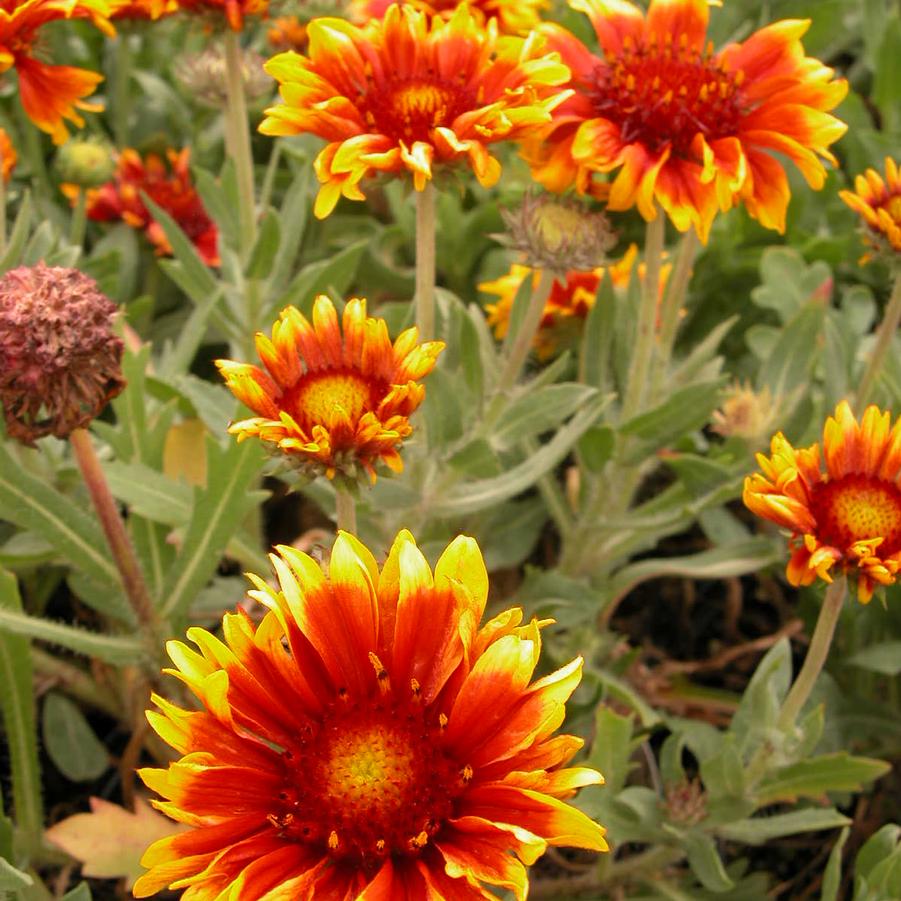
523;0;848;241
0;0;113;143
839;157;901;262
349;0;548;37
744;401;901;603
0;127;15;182
108;0;176;18
482;244;669;359
82;147;219;266
216;296;444;481
0;263;125;444
134;531;607;899
260;3;572;218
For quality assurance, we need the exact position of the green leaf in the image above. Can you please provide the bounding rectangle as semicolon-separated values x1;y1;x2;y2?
580;273;616;391
0;606;144;665
246;208;281;279
143;201;218;309
620;379;725;455
0;191;33;274
492;384;598;450
0;444;123;608
820;826;849;901
0;570;43;859
757;304;824;398
42;694;108;782
873;13;901;131
577;426;615;473
0;858;33;890
855;823;901;898
699;734;745;799
272;239;369;316
587;705;634;795
61;883;92;901
731;638;792;754
160;438;266;619
756;753;891;806
103;461;192;526
717;808;850;845
680;830;734;893
847;641;901;675
431;396;609;517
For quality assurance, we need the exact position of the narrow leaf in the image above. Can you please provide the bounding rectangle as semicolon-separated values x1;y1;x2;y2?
42;694;108;782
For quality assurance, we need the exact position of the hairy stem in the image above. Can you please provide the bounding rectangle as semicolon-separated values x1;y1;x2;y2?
223;30;257;256
495;269;555;395
415;182;436;340
69;187;87;248
621;212;666;418
335;487;357;535
856;270;901;411
69;428;158;631
776;576;846;733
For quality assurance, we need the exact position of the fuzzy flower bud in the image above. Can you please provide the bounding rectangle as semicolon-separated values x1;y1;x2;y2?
497;193;617;272
0;264;125;444
55;137;116;188
711;382;775;448
174;45;271;108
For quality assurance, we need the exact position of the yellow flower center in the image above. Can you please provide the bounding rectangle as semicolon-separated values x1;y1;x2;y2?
591;34;745;155
272;703;466;869
289;370;376;430
812;474;901;555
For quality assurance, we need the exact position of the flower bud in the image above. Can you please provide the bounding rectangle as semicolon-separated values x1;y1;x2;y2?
497;192;617;272
0;264;125;444
711;381;774;448
55;137;115;188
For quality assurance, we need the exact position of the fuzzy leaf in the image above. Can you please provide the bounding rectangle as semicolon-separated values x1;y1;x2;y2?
45;797;184;888
717;808;850;845
847;641;901;676
756;753;891;805
42;694;108;782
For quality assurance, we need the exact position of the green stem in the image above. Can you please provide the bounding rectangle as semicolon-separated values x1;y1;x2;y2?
112;31;133;147
223;29;257;256
69;428;158;631
0;174;6;258
652;228;698;396
259;140;282;212
855;270;901;411
16;108;50;200
620;212;666;419
776;576;846;733
335;486;357;534
414;181;436;339
495;268;555;395
68;187;87;248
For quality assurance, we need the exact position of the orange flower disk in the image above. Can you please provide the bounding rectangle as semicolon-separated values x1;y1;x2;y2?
84;148;219;266
839;157;901;261
349;0;548;37
744;401;901;603
0;0;113;144
260;3;572;218
135;531;607;899
524;0;848;241
217;296;444;481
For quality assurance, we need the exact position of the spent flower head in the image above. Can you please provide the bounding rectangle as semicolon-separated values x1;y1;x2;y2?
497;192;617;272
135;530;607;899
174;44;271;108
0;263;125;445
711;382;776;448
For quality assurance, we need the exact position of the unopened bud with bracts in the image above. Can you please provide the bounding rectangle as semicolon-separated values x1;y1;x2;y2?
0;264;125;445
55;137;115;188
496;192;617;273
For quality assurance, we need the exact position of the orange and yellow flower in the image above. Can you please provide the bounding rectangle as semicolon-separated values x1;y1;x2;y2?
522;0;848;242
839;157;901;262
349;0;548;37
0;128;15;182
260;3;572;218
175;0;265;30
135;530;607;900
216;296;444;481
266;14;307;52
0;0;113;144
82;148;219;266
744;401;901;603
481;244;670;359
108;0;176;19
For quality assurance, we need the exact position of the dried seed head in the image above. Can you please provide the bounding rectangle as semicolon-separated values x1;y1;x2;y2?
174;45;272;109
711;381;775;448
0;263;125;444
497;193;617;272
55;137;115;188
